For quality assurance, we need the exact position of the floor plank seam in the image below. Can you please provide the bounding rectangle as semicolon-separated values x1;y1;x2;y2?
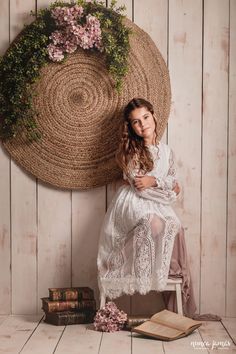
52;324;67;354
220;319;236;345
129;331;132;353
18;315;44;354
97;332;104;354
161;340;166;353
197;328;210;354
131;330;133;354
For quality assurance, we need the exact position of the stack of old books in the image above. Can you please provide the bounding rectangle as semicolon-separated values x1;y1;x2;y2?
42;286;96;325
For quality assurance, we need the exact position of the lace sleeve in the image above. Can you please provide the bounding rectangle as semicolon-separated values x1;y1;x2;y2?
155;149;178;191
134;148;179;205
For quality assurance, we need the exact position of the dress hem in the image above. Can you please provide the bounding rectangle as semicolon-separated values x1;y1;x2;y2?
98;276;169;300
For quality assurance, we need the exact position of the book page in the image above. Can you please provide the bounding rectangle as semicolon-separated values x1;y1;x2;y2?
133;320;183;339
151;310;202;332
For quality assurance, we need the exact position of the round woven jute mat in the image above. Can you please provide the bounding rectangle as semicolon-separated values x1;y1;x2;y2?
2;18;171;190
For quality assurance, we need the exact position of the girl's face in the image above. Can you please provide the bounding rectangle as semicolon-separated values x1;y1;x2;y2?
129;106;156;144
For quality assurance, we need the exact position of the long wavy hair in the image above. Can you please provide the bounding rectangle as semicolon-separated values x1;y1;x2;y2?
115;98;159;177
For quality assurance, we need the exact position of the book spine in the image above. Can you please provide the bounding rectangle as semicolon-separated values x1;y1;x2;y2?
49;288;94;301
42;299;96;313
44;311;95;326
125;317;150;330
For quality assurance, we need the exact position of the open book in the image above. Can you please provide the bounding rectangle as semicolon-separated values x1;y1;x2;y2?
132;310;202;341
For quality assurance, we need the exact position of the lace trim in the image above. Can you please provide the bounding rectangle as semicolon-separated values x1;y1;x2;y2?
156;216;180;288
132;215;155;278
99;214;180;300
98;276;167;300
154;149;177;190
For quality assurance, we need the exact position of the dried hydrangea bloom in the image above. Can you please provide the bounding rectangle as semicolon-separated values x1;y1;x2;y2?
93;301;127;332
47;5;103;62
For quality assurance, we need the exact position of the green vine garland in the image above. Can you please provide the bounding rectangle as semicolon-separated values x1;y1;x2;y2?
0;0;131;141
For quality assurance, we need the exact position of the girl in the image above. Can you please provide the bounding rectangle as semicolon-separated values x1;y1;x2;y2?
97;97;196;316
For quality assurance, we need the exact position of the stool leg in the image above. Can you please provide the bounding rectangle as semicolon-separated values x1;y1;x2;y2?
100;292;106;309
176;283;183;315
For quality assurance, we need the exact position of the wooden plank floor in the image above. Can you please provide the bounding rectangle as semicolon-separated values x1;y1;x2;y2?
0;315;235;354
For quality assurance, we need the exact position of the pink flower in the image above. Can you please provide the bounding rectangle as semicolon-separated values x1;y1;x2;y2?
51;5;83;26
47;5;104;60
63;40;77;54
79;32;93;49
47;43;64;62
73;5;84;16
86;14;99;27
50;30;65;45
93;302;127;332
69;24;85;45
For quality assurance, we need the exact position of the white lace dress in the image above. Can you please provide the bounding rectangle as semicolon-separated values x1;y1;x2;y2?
97;142;181;300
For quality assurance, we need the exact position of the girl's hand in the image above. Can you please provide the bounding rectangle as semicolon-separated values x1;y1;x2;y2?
134;174;156;191
134;174;181;194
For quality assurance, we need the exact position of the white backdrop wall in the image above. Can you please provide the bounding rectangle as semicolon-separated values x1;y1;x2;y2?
0;0;235;316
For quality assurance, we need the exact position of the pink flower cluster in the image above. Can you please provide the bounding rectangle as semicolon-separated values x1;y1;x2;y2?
93;301;127;332
48;5;103;62
51;5;84;26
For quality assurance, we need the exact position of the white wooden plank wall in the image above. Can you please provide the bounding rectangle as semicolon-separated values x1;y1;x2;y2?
0;0;235;317
168;0;202;314
0;0;11;315
201;0;229;315
227;0;236;318
10;0;37;316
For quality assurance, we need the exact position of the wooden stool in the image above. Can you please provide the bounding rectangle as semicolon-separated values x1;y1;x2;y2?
99;278;183;315
164;278;183;315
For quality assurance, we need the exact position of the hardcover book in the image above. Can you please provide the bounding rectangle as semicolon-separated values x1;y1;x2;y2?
48;287;94;301
44;311;95;326
42;298;96;313
132;310;202;341
125;316;150;330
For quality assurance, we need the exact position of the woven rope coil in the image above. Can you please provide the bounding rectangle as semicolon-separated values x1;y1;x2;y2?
2;18;171;190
